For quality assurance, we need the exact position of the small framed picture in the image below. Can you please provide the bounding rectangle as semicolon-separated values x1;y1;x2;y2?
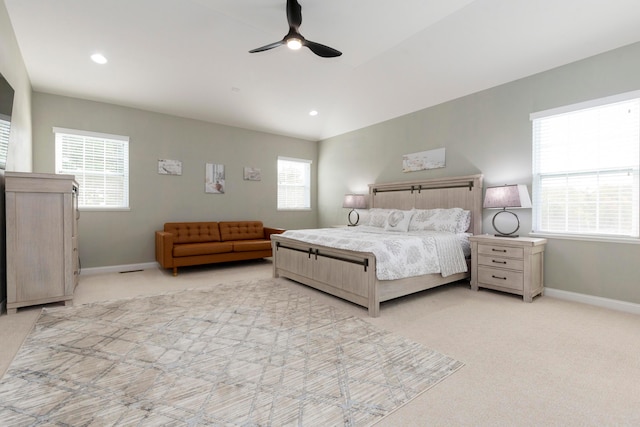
158;159;182;175
243;167;261;181
205;163;225;193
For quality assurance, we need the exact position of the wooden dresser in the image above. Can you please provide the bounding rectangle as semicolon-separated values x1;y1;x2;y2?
469;234;547;302
5;172;79;314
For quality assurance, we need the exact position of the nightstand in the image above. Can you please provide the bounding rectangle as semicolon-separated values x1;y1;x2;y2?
469;235;547;302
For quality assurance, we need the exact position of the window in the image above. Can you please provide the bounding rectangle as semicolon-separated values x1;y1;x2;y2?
0;114;10;169
277;156;311;210
54;127;130;210
531;91;640;239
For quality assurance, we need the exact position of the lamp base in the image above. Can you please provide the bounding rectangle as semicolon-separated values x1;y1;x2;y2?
491;210;520;237
347;209;360;226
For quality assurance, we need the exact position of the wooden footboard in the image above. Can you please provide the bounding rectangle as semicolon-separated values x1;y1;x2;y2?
271;235;469;317
271;236;379;315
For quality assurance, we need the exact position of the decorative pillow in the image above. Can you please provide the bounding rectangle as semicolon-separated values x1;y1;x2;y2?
409;208;468;233
365;208;394;228
384;209;414;232
355;209;370;226
457;210;472;233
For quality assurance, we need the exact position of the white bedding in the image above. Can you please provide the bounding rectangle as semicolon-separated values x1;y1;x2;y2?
279;226;469;281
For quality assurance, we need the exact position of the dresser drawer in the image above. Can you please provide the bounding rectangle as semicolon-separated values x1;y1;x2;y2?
478;266;523;291
478;254;524;271
478;244;524;259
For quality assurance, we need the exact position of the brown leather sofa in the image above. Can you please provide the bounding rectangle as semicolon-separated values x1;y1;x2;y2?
155;221;285;275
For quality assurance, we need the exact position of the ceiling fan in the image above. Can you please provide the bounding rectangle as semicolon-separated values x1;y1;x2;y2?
249;0;342;58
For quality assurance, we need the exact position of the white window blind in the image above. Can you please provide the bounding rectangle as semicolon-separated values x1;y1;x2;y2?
0;115;10;169
277;156;311;210
531;92;640;239
54;127;130;210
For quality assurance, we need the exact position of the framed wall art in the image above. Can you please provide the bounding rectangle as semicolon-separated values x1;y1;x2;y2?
402;148;446;172
205;163;225;193
243;167;261;181
158;159;182;175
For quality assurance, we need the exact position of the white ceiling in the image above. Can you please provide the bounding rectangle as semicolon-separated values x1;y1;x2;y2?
5;0;640;141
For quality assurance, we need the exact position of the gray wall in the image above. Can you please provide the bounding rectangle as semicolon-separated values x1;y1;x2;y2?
32;93;318;268
318;42;640;305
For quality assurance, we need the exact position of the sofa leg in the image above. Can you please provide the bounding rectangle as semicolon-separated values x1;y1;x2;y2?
173;267;178;276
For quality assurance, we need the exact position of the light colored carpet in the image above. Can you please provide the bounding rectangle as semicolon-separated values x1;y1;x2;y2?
2;261;640;425
0;278;462;426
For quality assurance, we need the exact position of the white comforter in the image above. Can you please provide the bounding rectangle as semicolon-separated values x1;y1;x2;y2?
279;226;468;281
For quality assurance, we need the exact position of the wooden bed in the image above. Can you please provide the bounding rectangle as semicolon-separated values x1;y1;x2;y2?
271;174;484;317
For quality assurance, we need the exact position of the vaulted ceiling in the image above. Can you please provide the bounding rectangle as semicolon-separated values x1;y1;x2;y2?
5;0;640;141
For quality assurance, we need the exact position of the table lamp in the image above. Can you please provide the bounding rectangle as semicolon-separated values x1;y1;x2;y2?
342;194;367;226
483;184;531;237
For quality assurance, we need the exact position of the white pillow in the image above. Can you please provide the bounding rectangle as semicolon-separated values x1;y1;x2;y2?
409;208;467;233
457;210;472;233
365;208;394;228
355;209;370;226
384;209;414;232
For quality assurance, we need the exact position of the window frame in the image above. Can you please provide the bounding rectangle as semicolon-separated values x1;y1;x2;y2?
54;127;130;211
277;156;312;211
530;91;640;244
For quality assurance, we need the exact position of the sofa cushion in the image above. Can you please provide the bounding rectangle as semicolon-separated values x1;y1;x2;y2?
165;222;221;244
173;242;233;257
232;240;271;252
219;221;264;241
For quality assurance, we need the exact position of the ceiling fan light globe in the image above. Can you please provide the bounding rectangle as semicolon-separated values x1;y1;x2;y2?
287;38;302;50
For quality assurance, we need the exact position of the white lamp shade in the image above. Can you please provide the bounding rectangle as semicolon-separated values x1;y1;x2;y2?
483;184;532;209
342;194;367;209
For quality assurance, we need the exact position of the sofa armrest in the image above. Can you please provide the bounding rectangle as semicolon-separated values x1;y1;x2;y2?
264;227;286;240
155;231;174;268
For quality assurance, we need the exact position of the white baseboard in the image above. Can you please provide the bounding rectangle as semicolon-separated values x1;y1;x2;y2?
80;262;159;276
545;287;640;315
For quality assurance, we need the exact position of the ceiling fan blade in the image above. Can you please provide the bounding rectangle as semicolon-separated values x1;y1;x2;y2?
286;0;302;30
251;0;342;58
304;40;342;58
249;40;285;54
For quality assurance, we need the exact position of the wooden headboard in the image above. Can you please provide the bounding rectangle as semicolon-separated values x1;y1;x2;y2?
368;174;484;235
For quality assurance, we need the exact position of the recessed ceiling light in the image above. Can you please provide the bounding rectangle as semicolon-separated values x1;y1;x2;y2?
309;110;318;116
91;53;107;64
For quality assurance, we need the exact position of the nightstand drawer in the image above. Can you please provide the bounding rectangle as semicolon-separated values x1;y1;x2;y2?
478;244;524;259
478;266;523;291
478;255;524;271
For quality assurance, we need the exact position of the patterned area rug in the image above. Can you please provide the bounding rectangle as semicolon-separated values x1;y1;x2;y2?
0;279;463;426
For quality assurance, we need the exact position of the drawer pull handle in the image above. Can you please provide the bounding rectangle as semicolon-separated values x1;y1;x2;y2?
492;260;507;264
492;248;507;252
492;275;507;280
